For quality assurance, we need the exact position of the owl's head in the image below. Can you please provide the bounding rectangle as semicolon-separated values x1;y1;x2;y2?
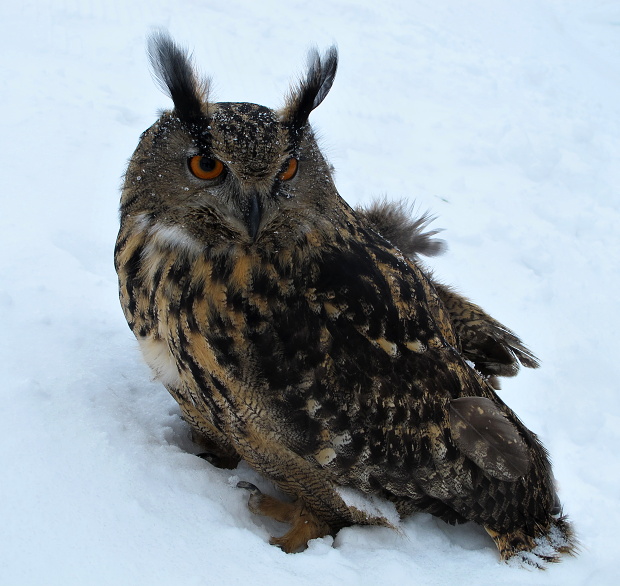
121;33;340;245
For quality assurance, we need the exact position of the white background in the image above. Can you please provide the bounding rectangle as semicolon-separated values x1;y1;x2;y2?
1;1;618;584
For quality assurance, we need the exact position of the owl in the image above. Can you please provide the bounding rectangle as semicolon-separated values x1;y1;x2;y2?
115;33;574;564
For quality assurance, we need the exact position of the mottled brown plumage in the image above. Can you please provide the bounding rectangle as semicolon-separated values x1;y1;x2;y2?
115;33;574;564
356;200;540;388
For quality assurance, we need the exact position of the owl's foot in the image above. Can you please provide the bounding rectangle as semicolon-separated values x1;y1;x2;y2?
237;481;331;553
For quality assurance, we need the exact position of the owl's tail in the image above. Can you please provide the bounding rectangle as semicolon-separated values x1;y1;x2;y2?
486;514;577;567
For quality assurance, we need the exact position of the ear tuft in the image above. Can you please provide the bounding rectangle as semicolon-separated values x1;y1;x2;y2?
147;31;208;123
283;46;338;131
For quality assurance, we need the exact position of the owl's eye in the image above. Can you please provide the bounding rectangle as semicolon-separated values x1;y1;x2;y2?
278;157;298;181
189;155;226;180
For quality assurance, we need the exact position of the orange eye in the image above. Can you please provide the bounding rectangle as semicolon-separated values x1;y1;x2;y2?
189;155;225;180
279;157;298;181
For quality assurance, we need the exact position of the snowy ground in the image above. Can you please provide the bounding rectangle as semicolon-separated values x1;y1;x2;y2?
1;1;619;584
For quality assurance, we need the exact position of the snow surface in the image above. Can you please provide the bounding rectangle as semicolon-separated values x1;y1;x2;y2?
1;1;619;584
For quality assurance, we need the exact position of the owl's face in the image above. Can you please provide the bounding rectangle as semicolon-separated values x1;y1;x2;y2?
121;36;339;247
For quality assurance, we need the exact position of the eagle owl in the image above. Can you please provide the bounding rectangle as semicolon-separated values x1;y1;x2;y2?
115;33;574;564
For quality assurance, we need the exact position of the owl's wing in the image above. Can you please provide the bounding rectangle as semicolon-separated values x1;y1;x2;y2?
356;200;539;380
298;229;554;530
434;283;540;377
449;396;531;482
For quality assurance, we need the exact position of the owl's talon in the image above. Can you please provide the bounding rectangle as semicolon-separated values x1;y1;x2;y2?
267;503;332;553
237;482;271;519
236;481;261;495
238;489;331;553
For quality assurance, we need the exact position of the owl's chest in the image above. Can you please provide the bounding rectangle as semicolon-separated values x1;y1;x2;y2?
140;231;456;395
178;245;445;376
191;249;327;378
140;238;463;459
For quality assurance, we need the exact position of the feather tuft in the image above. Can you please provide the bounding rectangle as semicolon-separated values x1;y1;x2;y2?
357;198;446;259
147;31;208;123
283;46;338;131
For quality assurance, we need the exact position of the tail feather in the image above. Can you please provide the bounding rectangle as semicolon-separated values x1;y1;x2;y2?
487;515;576;568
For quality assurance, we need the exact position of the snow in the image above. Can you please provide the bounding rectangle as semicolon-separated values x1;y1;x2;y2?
1;0;619;583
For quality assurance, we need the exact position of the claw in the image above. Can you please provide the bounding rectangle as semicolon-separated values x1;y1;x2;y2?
236;481;261;494
237;481;272;518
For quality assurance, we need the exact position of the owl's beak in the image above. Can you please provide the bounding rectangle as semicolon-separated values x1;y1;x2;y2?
245;192;262;241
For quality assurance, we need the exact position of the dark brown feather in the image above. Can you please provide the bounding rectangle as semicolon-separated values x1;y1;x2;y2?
449;397;531;481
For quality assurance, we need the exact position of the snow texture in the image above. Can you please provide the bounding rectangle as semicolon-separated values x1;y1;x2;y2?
1;1;619;584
